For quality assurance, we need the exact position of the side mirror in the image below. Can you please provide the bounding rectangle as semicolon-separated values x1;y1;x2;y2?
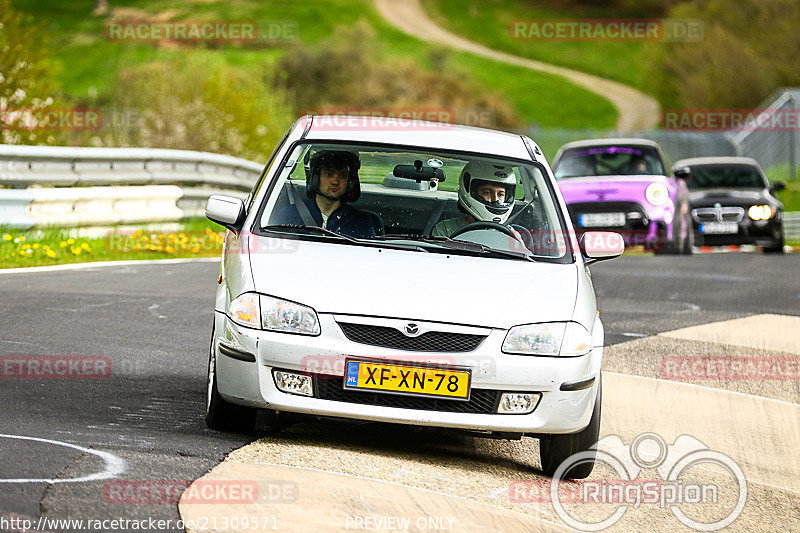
205;195;246;231
772;180;786;192
674;167;692;181
580;231;625;264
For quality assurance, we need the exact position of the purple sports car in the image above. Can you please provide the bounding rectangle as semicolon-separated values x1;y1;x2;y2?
552;138;693;254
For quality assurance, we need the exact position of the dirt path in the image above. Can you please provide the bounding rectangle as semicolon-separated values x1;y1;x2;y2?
374;0;660;132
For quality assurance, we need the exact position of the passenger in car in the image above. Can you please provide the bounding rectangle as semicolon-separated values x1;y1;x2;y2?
432;161;518;237
274;150;377;239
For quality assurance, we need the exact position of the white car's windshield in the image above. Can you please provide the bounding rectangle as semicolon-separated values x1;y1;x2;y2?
255;142;570;261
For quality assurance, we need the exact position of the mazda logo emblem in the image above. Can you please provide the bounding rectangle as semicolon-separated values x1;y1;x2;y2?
404;323;420;336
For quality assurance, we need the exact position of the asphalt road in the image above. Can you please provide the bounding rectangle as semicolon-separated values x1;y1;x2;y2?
0;253;797;531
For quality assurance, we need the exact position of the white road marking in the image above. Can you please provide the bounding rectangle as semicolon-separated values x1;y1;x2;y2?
148;304;167;319
0;257;218;275
0;434;126;484
621;333;647;338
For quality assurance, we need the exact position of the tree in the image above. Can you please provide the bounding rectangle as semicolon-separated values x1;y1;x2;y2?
0;0;61;144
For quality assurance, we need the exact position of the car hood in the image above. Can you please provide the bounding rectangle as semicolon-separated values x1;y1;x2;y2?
689;188;765;207
556;175;672;204
247;237;578;329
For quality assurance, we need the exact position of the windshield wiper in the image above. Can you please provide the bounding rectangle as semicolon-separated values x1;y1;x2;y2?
260;224;429;252
373;233;534;261
261;224;360;242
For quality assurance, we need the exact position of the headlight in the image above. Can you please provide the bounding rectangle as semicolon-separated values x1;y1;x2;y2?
229;293;261;329
645;183;670;206
228;293;320;335
748;204;773;220
502;322;592;357
260;295;320;335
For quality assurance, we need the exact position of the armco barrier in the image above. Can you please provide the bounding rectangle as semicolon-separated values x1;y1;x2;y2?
786;212;800;240
0;145;260;228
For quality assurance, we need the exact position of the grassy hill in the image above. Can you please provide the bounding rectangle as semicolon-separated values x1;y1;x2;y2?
422;0;653;93
11;0;618;139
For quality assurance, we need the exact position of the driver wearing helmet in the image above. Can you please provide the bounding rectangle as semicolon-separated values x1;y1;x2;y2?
274;150;376;239
432;161;518;237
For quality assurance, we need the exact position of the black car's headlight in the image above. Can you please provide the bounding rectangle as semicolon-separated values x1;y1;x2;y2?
748;205;774;220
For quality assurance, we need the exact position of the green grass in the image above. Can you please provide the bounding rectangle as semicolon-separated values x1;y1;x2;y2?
0;218;225;268
422;0;652;94
13;0;617;129
765;163;800;212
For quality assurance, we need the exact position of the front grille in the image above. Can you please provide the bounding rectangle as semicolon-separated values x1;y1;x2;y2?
692;206;745;223
315;376;500;414
338;323;485;352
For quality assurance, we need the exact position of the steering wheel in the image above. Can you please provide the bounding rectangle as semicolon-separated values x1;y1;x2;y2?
451;221;519;240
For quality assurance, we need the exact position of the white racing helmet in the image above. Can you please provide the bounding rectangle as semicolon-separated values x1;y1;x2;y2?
458;161;517;224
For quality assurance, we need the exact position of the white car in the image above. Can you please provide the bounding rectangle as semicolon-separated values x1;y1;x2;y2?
204;116;623;478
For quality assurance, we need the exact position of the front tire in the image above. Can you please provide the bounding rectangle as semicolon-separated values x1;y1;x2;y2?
539;375;602;479
205;324;256;433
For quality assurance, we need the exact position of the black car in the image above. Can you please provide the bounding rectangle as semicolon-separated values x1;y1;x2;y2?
672;157;785;253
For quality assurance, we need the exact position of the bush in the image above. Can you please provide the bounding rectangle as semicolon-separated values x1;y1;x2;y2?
647;0;800;109
273;21;523;130
89;56;293;162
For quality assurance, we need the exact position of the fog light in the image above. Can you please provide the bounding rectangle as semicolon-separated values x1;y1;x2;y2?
497;393;540;414
273;370;313;397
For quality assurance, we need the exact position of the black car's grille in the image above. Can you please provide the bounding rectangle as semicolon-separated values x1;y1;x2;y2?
692;206;745;223
338;323;485;352
314;376;500;414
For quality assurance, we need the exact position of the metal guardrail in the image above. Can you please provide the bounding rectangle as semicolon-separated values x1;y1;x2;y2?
0;144;263;189
785;212;800;240
0;145;261;228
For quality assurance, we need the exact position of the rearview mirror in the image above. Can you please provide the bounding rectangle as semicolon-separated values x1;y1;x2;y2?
580;231;625;264
772;180;786;192
393;160;446;183
205;195;245;231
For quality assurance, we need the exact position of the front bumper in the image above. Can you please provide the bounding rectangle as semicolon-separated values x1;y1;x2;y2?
693;218;783;246
212;312;600;435
566;201;673;247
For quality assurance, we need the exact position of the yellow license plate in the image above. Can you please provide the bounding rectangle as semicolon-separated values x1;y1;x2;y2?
343;359;471;400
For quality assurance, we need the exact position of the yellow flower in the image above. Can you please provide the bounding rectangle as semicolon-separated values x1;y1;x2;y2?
32;243;40;249
19;236;25;242
11;252;16;256
134;243;141;250
3;234;11;241
165;246;174;253
21;244;31;250
191;246;200;253
135;229;143;236
60;241;67;248
46;250;56;258
67;238;75;245
80;242;91;250
70;246;81;255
